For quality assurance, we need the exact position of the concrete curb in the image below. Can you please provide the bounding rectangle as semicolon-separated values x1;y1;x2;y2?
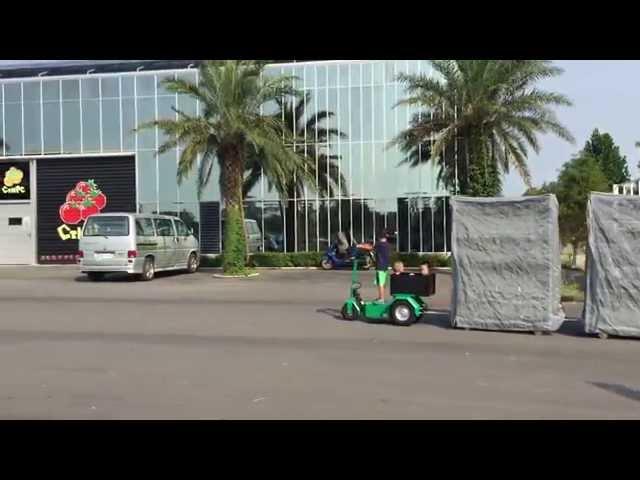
200;266;452;272
212;273;260;279
201;267;320;271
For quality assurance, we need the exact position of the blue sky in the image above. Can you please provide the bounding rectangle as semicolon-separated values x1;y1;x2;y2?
2;60;638;195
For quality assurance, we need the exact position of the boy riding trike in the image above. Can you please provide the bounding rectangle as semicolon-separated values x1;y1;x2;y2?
341;260;437;326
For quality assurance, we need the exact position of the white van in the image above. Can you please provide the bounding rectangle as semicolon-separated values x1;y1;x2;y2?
245;219;263;253
78;213;199;281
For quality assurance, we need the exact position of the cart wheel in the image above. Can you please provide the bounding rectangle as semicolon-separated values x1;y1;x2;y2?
598;332;609;340
341;303;359;321
321;258;334;270
390;300;417;327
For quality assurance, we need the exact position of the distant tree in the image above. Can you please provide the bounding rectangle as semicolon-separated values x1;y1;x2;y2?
582;129;630;188
392;60;574;197
636;140;640;172
523;182;557;196
554;154;609;267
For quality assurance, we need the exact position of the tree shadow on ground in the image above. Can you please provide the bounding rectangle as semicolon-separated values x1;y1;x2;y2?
418;308;593;339
588;382;640;403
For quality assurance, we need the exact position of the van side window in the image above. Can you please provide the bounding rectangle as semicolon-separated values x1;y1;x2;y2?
175;220;189;237
154;218;175;237
136;218;156;236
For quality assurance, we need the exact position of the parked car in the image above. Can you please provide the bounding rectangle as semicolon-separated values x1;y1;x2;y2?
245;219;263;253
220;218;264;253
78;213;200;281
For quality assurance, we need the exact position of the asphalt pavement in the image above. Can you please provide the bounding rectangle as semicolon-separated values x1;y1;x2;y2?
0;266;637;419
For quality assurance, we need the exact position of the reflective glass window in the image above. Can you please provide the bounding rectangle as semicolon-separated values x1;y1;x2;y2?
137;150;157;204
61;79;79;100
137;97;156;150
62;101;81;153
43;80;60;102
23;82;40;102
82;99;100;152
121;98;136;151
154;218;175;237
4;103;23;155
157;149;178;206
81;78;100;100
4;83;21;103
23;101;42;154
135;217;156;236
101;77;120;99
136;75;156;97
102;98;121;151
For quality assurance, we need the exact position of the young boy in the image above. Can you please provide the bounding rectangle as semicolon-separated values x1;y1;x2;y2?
392;261;405;275
373;231;391;302
420;260;430;276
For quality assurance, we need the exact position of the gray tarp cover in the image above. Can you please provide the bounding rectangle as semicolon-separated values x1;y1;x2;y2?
584;193;640;336
450;195;565;331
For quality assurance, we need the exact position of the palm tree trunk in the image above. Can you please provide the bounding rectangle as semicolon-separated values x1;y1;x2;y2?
285;187;296;252
220;142;248;274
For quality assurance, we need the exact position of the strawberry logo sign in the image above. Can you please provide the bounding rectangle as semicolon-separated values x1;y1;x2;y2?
57;180;108;240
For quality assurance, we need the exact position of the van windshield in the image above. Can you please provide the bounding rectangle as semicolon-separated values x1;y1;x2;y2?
83;216;129;237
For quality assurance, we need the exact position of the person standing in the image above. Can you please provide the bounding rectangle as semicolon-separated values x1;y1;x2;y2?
373;231;391;303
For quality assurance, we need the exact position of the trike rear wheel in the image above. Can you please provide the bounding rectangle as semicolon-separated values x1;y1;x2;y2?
390;300;417;326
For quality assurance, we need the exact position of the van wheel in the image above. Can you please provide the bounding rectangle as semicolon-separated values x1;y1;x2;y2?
187;253;199;273
390;300;417;326
140;257;155;281
87;272;105;282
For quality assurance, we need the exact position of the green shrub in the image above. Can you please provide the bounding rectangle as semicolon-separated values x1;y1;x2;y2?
248;252;323;268
202;251;451;269
249;253;292;267
561;282;584;302
288;252;323;267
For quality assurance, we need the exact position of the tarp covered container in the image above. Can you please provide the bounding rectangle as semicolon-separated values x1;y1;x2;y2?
450;195;564;332
584;193;640;337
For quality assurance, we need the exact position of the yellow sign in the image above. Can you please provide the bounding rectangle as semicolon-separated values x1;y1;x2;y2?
57;224;83;241
3;167;24;187
2;167;26;194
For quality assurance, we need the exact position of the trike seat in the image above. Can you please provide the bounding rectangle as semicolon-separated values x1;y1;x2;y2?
390;272;436;297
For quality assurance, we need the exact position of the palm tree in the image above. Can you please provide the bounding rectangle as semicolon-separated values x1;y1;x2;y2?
391;60;575;196
137;60;312;274
242;92;347;251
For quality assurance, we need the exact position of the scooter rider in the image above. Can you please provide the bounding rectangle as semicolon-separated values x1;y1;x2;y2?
336;231;350;259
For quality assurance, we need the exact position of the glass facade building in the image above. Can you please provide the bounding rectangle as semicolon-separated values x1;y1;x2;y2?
0;60;452;259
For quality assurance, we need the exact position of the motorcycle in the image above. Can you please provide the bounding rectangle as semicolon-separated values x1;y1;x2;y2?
321;236;375;271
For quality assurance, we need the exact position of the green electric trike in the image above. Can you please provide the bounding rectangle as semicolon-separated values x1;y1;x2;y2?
340;259;436;326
